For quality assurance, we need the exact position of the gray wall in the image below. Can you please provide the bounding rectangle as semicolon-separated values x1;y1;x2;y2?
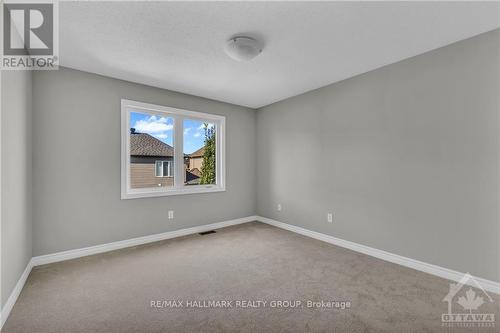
33;67;256;256
1;71;33;307
256;29;500;282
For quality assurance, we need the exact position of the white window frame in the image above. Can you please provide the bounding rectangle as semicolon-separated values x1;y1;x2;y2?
121;99;226;199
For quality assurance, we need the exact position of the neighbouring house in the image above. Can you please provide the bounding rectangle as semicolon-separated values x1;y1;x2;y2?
130;129;205;187
185;146;205;185
188;146;205;171
130;129;174;188
185;167;201;185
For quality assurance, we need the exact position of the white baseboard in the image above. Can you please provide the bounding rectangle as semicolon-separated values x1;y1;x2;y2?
1;216;257;330
32;216;258;266
0;259;33;329
257;216;500;295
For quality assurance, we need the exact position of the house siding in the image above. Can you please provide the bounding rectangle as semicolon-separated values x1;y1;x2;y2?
130;163;173;188
130;156;174;189
188;156;203;171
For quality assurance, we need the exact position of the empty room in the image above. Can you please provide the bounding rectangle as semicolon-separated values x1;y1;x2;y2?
1;1;499;332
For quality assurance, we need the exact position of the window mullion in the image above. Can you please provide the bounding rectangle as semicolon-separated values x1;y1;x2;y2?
173;115;184;189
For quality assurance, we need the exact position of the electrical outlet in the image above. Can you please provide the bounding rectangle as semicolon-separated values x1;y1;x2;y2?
168;210;174;219
277;204;282;212
327;213;333;223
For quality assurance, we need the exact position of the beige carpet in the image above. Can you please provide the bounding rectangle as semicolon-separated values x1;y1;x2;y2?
4;222;499;332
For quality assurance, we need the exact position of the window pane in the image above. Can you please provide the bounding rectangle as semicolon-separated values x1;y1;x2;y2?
163;162;169;177
183;119;216;186
129;111;174;188
155;161;162;177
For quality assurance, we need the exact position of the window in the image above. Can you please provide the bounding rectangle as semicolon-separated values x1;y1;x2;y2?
121;99;225;199
155;160;172;177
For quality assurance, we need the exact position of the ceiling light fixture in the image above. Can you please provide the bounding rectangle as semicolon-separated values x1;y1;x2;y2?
224;36;263;62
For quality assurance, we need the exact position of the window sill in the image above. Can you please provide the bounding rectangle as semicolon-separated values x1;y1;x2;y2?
121;186;225;199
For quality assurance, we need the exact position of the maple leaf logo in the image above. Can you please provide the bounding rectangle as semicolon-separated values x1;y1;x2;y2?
457;288;484;313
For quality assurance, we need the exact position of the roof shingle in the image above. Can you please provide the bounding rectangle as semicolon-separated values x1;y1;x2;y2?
130;133;174;157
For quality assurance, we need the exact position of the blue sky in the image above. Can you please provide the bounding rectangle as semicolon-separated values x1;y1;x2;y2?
130;112;213;154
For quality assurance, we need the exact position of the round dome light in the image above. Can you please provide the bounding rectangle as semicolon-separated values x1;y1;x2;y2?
224;36;263;62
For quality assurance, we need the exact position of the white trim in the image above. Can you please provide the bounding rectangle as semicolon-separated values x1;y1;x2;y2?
256;216;500;295
0;259;33;329
121;99;226;122
121;99;226;199
120;101;129;199
121;186;226;199
173;114;184;189
217;116;226;190
32;216;258;266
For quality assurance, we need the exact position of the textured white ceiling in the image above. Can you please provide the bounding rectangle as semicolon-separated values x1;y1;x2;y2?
60;2;500;108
